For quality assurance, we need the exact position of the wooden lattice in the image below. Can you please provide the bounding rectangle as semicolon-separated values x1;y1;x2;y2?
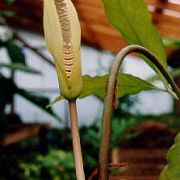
0;0;179;52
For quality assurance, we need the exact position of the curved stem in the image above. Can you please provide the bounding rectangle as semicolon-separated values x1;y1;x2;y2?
68;100;85;180
98;45;180;180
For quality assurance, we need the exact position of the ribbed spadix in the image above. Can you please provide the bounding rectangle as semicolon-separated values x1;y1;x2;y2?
43;0;82;99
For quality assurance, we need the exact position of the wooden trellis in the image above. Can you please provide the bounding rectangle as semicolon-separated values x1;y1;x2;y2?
0;0;179;52
74;0;180;51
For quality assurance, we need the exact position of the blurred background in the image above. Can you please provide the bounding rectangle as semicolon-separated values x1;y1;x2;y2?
0;0;179;179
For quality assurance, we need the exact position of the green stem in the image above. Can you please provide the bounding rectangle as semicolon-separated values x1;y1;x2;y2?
98;45;180;180
68;100;85;180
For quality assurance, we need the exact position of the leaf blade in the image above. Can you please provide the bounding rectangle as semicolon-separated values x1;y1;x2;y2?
0;63;42;75
16;88;62;122
81;74;163;99
5;40;26;64
48;74;165;106
101;0;170;90
102;0;167;67
160;133;180;180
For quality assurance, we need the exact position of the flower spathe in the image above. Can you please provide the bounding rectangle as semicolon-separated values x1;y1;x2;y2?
43;0;82;99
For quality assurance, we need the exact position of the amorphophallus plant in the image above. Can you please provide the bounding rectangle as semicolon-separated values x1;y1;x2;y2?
43;0;85;179
43;0;180;179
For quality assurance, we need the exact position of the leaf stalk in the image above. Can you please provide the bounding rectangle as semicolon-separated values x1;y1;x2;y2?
98;45;180;180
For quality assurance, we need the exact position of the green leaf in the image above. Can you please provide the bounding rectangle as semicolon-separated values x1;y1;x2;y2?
81;74;163;99
46;95;63;108
111;116;143;147
0;63;42;75
0;10;16;17
0;39;6;48
48;74;164;106
101;0;168;88
171;69;180;78
0;75;61;122
163;38;180;47
160;133;180;180
147;68;180;82
118;74;162;96
3;0;16;4
0;75;16;106
80;75;107;99
5;40;26;65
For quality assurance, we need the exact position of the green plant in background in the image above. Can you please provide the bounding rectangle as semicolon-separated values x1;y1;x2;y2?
20;150;75;180
0;113;179;180
3;0;16;3
0;0;61;131
0;125;101;180
160;133;180;180
0;40;60;124
43;0;180;179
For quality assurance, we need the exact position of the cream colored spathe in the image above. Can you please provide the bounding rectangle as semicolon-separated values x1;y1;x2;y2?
43;0;82;99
